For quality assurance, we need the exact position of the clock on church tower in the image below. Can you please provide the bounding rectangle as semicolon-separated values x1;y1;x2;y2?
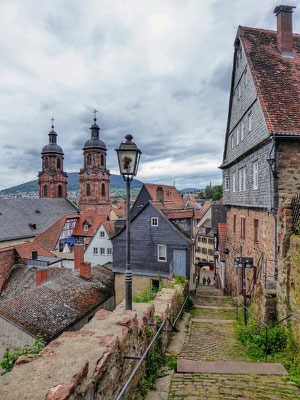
79;111;111;217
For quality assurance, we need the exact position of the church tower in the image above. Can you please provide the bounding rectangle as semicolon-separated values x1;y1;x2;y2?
79;112;110;217
38;120;68;198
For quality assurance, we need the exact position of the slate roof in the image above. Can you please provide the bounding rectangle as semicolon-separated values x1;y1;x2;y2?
144;184;184;208
72;215;106;237
240;26;300;135
35;214;79;251
211;204;228;235
0;265;114;341
0;199;79;242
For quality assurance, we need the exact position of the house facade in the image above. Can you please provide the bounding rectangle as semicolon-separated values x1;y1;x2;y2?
220;6;300;314
112;201;194;305
84;221;114;267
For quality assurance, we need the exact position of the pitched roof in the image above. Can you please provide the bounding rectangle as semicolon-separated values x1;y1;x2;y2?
14;242;54;260
163;208;194;219
197;202;211;221
72;215;106;237
0;266;114;341
218;223;227;262
240;26;300;135
35;214;79;251
0;199;79;242
144;184;184;208
103;221;115;238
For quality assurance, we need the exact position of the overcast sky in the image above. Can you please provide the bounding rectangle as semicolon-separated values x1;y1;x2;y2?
0;0;299;191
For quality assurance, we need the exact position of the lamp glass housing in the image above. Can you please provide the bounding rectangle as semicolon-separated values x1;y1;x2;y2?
115;135;142;179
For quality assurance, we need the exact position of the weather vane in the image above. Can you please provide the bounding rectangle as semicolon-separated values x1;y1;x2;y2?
51;117;55;129
93;109;98;122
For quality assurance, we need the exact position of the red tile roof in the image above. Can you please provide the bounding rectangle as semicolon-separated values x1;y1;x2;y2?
72;215;106;237
163;208;194;219
218;223;227;262
240;26;300;135
14;242;53;260
144;184;184;208
197;202;211;220
103;221;115;239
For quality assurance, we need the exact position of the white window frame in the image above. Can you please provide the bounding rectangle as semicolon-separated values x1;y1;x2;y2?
224;177;229;191
253;160;258;190
242;166;247;191
158;244;167;262
100;231;105;238
236;125;240;145
231;134;234;149
248;111;252;132
83;224;88;232
93;247;98;255
151;217;158;227
241;120;244;141
107;248;112;255
100;248;105;255
238;168;243;192
232;172;236;193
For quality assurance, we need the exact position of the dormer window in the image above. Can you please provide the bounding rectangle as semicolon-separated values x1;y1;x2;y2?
83;224;89;231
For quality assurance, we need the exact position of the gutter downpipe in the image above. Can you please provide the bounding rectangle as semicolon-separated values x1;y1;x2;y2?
268;134;277;280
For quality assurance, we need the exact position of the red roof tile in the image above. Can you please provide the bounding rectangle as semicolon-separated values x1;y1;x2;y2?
144;184;184;208
240;26;300;135
103;221;115;238
163;208;194;219
14;242;54;260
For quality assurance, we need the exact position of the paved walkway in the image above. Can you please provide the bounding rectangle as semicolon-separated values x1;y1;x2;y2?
168;284;300;399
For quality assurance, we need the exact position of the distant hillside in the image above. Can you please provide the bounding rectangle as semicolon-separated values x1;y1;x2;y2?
0;172;143;194
178;188;203;193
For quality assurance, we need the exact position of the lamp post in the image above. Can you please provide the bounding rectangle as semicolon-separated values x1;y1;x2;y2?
115;134;142;310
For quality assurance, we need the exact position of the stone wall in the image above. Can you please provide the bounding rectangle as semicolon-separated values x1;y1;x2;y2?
0;285;185;400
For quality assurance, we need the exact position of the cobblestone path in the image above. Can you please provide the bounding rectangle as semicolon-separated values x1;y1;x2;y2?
168;285;300;399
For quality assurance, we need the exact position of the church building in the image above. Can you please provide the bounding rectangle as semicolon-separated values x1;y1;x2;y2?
79;114;110;217
38;121;68;198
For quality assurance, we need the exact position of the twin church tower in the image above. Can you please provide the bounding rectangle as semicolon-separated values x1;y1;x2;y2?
38;114;111;216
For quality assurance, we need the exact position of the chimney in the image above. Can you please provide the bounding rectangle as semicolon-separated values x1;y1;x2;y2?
36;269;48;286
274;5;296;55
156;186;164;206
32;250;38;260
80;262;91;280
74;245;84;270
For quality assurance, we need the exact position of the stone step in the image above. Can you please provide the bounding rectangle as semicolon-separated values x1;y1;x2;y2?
177;360;288;375
195;305;236;310
191;318;235;324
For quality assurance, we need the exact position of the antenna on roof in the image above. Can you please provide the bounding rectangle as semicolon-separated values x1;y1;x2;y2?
51;117;55;130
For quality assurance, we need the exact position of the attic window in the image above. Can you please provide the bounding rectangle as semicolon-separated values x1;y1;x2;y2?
29;223;37;229
151;217;158;226
83;224;89;231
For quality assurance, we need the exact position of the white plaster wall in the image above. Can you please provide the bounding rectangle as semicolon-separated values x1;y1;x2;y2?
84;225;113;267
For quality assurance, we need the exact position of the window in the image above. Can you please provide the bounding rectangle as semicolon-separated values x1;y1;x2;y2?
248;111;252;132
100;248;105;255
86;184;91;196
87;154;92;166
107;248;112;255
208;239;214;245
208;249;213;256
83;224;89;231
224;176;229;191
93;247;98;255
101;183;105;197
100;231;105;237
158;244;166;261
236;125;240;145
233;214;237;234
239;167;246;191
57;158;61;169
231;134;234;149
58;185;62;197
45;158;49;169
253;161;258;189
241;217;246;240
43;185;48;197
232;172;236;193
254;219;259;243
151;217;158;226
101;154;104;166
202;237;207;243
241;120;244;141
202;248;207;254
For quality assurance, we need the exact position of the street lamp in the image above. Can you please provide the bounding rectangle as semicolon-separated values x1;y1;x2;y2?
115;134;142;310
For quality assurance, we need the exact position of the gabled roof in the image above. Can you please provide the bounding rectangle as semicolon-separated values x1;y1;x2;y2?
72;215;106;237
0;265;114;341
239;26;300;136
14;242;54;261
35;214;79;251
196;202;211;221
144;184;184;208
0;199;79;242
163;208;194;219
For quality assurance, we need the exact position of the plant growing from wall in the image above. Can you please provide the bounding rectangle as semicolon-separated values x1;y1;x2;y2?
1;337;45;374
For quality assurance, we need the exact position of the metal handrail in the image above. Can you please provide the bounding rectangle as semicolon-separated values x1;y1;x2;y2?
235;298;300;362
116;294;190;400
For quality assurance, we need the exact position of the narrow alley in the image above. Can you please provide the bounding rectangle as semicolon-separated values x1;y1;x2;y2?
168;282;300;399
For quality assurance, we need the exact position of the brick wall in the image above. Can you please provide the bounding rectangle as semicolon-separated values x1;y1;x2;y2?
224;206;274;295
0;285;186;400
0;248;17;278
